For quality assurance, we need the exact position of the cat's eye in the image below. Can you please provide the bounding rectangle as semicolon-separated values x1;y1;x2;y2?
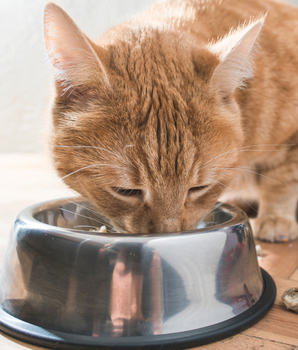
112;187;143;201
189;185;209;192
188;185;209;197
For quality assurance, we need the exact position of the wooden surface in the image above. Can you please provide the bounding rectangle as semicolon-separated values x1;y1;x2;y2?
0;154;298;350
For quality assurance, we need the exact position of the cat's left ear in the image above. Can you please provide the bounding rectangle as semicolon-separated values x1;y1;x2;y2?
208;17;266;98
44;2;109;91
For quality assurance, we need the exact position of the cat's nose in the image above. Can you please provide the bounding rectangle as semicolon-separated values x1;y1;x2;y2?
160;218;181;233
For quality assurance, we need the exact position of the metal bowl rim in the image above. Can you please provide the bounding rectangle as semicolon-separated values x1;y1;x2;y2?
15;197;248;239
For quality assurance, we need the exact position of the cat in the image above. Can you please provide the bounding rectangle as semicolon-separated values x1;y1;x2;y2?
44;0;298;241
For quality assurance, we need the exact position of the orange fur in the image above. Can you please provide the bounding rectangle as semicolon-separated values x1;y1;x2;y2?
44;0;298;240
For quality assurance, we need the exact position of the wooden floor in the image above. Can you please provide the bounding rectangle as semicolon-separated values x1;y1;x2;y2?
0;154;298;349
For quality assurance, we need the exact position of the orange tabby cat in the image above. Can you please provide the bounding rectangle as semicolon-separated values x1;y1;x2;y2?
44;0;298;241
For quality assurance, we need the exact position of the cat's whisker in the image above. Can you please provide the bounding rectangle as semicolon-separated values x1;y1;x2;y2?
122;145;136;167
209;185;217;196
202;150;289;171
59;207;105;225
54;145;135;169
40;181;102;219
59;163;136;181
63;184;120;231
50;184;115;230
220;184;262;198
68;199;111;225
211;200;243;215
68;191;113;227
218;167;284;185
214;181;260;214
54;188;113;230
201;144;295;170
87;139;136;169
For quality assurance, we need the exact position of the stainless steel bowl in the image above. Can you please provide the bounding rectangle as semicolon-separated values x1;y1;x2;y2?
0;198;275;349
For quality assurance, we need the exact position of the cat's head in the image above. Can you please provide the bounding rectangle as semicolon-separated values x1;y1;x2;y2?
44;3;264;233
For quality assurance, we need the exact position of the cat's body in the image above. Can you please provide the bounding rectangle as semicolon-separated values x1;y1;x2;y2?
44;0;298;241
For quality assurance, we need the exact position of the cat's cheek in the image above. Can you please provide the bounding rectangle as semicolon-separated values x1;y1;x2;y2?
182;189;222;229
120;207;150;234
101;199;146;234
182;208;210;231
186;190;217;210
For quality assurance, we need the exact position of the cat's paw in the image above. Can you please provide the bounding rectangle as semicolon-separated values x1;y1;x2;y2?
252;214;298;242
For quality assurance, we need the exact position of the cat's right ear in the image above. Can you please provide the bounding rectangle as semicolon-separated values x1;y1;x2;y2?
44;3;109;92
208;17;265;99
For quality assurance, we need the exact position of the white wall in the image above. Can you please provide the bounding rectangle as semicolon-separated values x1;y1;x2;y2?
0;0;156;152
0;0;297;152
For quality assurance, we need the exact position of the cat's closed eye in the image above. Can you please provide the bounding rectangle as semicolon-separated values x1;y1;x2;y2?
187;185;209;198
112;188;144;202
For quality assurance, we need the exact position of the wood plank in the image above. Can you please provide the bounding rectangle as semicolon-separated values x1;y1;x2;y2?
290;268;298;282
256;239;298;278
189;333;296;350
273;276;298;307
243;304;298;346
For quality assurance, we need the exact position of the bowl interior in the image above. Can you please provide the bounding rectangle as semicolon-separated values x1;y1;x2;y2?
33;199;234;234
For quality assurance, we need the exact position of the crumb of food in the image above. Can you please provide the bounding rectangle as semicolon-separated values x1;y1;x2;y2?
281;288;298;313
99;225;107;233
278;235;290;243
89;225;107;233
255;244;263;257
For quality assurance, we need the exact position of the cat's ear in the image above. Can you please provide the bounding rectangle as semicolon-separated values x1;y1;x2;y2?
208;17;265;98
44;2;109;91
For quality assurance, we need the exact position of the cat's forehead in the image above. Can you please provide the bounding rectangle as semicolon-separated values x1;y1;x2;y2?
119;98;209;187
107;27;194;85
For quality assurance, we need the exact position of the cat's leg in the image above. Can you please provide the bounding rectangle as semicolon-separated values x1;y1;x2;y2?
252;159;298;242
